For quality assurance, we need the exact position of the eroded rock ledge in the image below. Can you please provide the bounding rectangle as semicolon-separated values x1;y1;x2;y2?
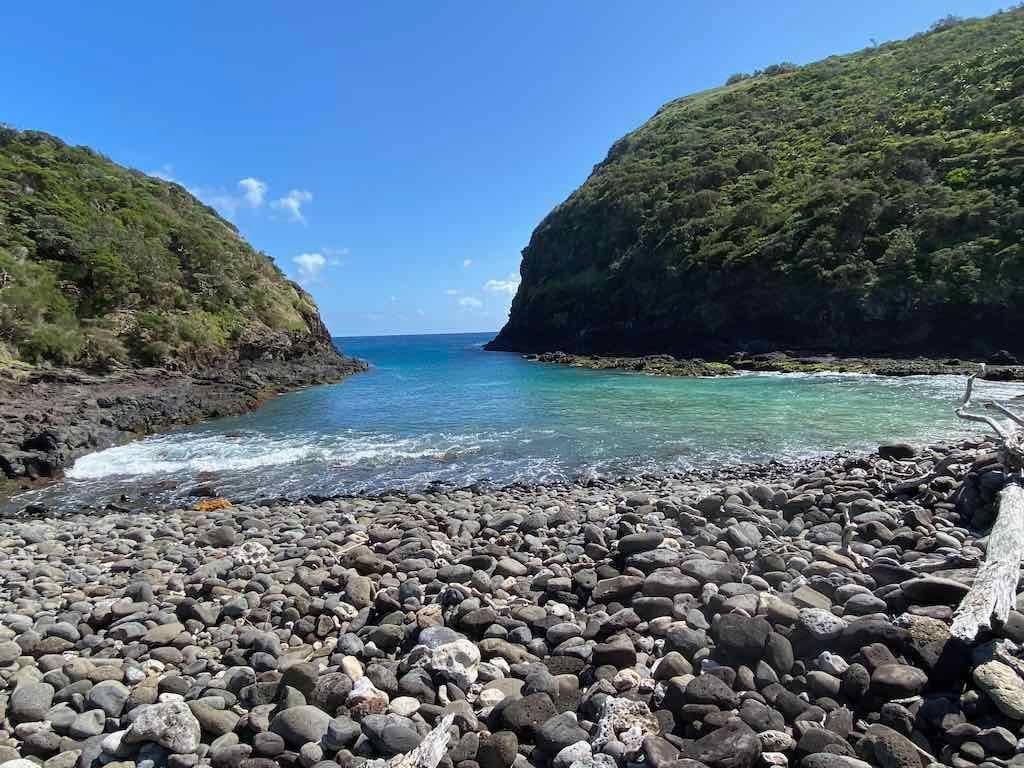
522;350;1024;380
0;352;367;489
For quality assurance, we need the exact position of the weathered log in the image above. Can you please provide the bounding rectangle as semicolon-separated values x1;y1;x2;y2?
948;365;1024;642
951;483;1024;641
388;713;454;768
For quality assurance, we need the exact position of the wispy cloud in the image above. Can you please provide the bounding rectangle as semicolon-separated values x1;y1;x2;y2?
462;259;473;268
293;252;326;283
272;189;314;224
153;170;270;219
147;167;311;225
238;177;267;207
445;288;460;296
149;164;177;182
459;296;483;309
483;275;521;297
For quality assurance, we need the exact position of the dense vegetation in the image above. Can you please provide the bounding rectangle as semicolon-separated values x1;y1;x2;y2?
490;9;1024;357
0;128;333;369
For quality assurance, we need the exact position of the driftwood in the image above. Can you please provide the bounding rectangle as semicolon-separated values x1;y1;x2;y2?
388;713;454;768
950;366;1024;642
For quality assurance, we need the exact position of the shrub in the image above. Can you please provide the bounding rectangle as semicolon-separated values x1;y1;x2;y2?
80;329;129;371
0;128;330;367
20;324;84;365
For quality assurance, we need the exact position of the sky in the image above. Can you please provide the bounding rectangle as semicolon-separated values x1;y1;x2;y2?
1;1;1011;336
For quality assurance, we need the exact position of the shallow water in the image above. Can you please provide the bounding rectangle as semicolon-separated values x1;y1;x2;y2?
14;333;1024;511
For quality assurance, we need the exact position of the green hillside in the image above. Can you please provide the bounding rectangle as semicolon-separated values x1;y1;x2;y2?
0;127;337;369
489;10;1024;357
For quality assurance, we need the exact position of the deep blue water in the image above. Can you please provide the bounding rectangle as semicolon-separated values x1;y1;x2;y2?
18;332;1024;509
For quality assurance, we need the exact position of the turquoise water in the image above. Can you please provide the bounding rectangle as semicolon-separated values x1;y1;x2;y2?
21;332;1024;509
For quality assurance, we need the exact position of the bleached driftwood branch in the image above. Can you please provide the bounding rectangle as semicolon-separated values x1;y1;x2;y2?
950;365;1024;642
888;450;972;495
388;713;454;768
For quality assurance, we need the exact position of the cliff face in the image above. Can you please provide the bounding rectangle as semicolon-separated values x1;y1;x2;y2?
0;127;344;370
489;10;1024;358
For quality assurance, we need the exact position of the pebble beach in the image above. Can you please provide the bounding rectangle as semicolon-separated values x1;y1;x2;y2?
1;438;1022;768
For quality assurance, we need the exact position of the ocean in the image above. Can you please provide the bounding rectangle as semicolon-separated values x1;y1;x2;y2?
15;332;1024;510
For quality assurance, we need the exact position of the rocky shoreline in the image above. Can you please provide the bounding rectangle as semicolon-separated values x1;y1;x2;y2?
523;351;1024;380
3;438;1024;768
0;352;368;494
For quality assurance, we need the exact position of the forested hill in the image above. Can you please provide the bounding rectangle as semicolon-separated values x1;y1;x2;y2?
0;127;340;370
488;9;1024;358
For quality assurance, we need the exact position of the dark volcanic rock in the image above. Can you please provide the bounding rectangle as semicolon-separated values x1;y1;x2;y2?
1;353;366;492
714;614;771;662
678;720;761;768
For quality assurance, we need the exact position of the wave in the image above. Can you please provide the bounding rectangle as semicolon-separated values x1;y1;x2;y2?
65;430;487;481
760;370;878;379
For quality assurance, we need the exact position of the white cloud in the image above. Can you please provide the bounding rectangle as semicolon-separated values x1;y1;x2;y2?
149;167;306;224
238;177;267;207
149;164;176;182
459;296;483;309
483;275;521;297
170;176;270;219
293;252;326;282
462;259;473;268
272;189;313;223
445;288;460;295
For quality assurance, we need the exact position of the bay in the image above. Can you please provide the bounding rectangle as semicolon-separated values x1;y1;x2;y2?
18;332;1024;510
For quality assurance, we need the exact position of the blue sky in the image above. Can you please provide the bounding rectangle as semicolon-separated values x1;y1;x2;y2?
1;1;1010;336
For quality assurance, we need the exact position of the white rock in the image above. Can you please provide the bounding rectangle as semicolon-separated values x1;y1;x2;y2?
390;696;421;716
591;697;660;757
546;602;572;618
477;661;505;682
554;741;592;768
569;755;618;768
759;730;796;751
613;669;641;691
478;688;506;707
230;541;271;566
347;676;389;716
341;655;364;680
974;660;1024;720
701;584;719;604
125;700;201;754
408;638;481;688
816;651;849;676
101;729;131;757
798;608;847;641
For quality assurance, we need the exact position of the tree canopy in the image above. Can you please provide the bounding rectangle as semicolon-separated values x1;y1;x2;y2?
0;128;332;369
490;9;1024;358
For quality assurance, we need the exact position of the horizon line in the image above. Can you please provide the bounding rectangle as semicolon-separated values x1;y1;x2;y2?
331;330;499;339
